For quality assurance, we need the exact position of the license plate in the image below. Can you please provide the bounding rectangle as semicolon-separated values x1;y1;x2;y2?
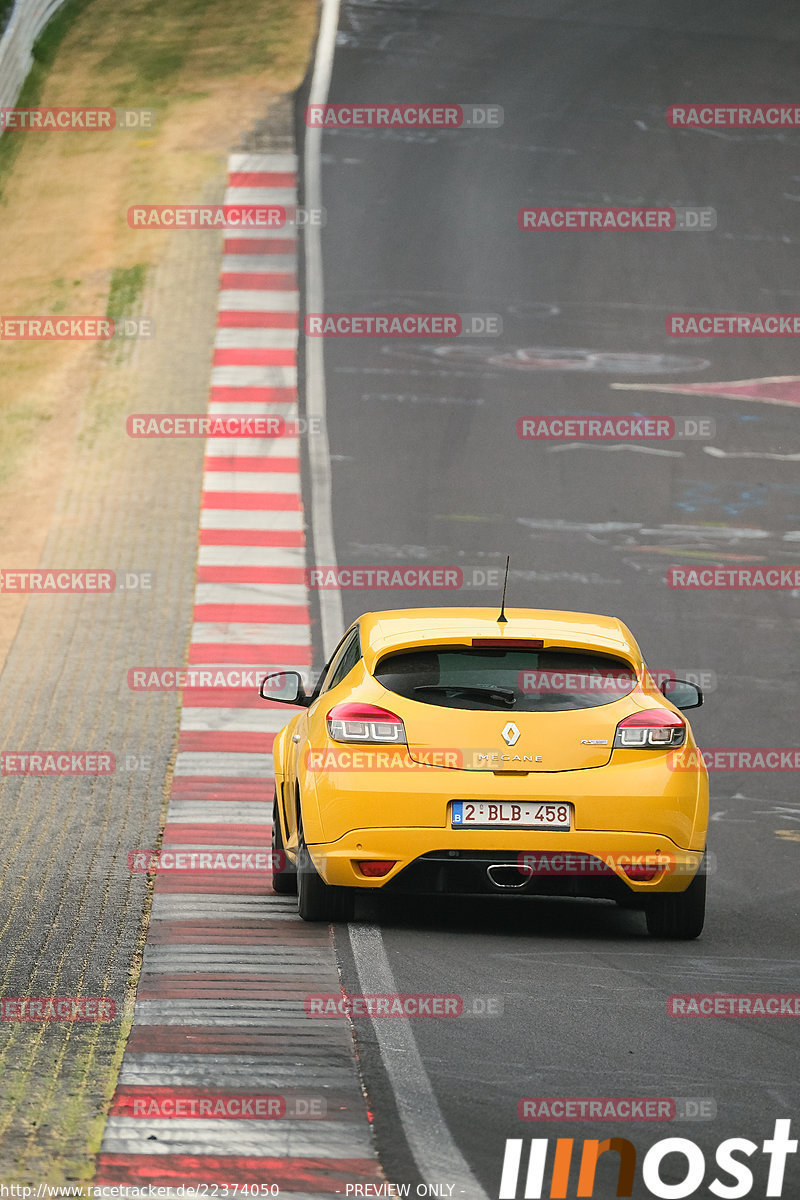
451;801;572;829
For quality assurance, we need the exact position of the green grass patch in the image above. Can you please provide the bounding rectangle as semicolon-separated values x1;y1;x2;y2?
100;264;147;366
105;263;146;319
96;0;309;103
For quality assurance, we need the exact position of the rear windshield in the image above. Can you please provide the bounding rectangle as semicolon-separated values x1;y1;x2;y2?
374;647;638;711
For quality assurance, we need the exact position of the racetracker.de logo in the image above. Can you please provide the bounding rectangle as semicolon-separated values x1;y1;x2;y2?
1;317;115;340
668;994;800;1017
127;667;271;690
126;415;286;438
305;748;462;771
305;104;503;128
129;1094;286;1119
518;1098;677;1121
0;570;151;592
667;748;800;772
305;567;462;589
1;752;115;775
128;205;285;228
518;669;639;694
125;1092;326;1119
668;313;800;336
128;849;283;873
667;566;800;589
1;997;116;1021
305;313;459;336
519;207;676;230
305;994;463;1017
517;417;674;440
516;852;677;877
0;569;115;592
304;313;501;337
667;104;800;128
0;107;155;131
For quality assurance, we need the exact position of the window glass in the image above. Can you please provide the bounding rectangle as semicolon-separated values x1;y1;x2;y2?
374;647;637;711
315;627;362;697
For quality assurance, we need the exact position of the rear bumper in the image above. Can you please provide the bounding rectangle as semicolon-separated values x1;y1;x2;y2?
301;750;708;851
306;828;704;895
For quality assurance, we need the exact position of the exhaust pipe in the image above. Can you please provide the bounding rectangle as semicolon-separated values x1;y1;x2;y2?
487;863;531;890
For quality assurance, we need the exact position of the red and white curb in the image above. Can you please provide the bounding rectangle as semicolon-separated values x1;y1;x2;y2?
96;154;382;1195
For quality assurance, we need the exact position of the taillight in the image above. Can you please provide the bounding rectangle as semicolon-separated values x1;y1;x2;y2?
613;708;686;749
356;860;396;878
326;702;407;744
621;863;660;881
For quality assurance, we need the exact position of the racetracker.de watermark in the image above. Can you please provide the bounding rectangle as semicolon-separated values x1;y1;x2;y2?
304;567;501;589
667;566;800;589
126;1093;326;1119
1;997;116;1020
667;104;800;128
516;852;680;877
668;994;800;1016
0;107;156;131
0;752;115;775
517;668;715;694
0;570;153;592
128;849;281;873
668;313;800;336
668;748;800;772
127;667;271;690
517;416;715;440
1;316;154;340
0;317;146;340
518;207;716;231
518;669;636;694
304;994;503;1018
305;103;503;128
304;313;501;337
128;205;325;228
305;748;463;771
125;415;323;438
518;1097;717;1121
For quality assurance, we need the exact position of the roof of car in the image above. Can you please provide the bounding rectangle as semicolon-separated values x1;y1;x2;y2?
351;608;641;671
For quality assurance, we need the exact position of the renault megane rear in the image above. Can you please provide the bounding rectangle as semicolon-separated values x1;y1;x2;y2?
261;608;708;938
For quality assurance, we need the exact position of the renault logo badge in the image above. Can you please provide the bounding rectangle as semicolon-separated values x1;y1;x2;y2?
501;721;520;747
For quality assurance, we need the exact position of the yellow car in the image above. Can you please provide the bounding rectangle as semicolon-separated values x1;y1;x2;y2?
260;607;709;938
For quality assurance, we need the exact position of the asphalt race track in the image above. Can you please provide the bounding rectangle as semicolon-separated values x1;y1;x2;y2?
303;1;800;1196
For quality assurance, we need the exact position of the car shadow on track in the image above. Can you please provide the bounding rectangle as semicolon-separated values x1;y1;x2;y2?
351;892;650;941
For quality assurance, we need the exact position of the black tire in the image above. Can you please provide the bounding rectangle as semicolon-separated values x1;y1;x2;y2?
296;830;354;922
271;799;297;895
645;861;706;940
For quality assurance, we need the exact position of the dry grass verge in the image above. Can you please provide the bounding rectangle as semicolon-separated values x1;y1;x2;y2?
0;0;316;661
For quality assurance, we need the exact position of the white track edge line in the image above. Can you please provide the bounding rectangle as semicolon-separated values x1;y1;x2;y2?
303;4;487;1194
349;924;490;1198
304;0;344;659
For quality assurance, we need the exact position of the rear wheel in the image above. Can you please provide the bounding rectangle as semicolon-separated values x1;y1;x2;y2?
645;860;706;940
297;828;354;922
271;798;297;895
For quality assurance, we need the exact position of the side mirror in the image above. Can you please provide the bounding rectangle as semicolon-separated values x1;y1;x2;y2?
660;678;703;710
259;670;309;706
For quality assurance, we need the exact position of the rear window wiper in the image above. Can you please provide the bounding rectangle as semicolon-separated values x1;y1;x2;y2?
413;684;516;707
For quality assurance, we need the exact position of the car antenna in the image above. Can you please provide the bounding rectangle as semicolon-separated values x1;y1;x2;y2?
497;555;510;624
